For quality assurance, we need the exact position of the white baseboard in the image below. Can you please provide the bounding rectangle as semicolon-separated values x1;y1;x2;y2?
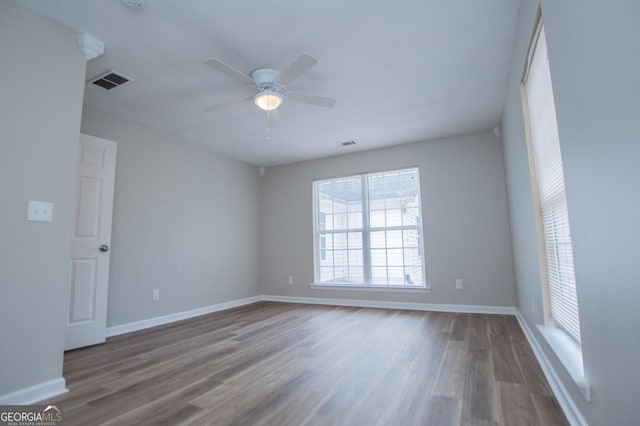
107;294;516;339
106;295;262;337
0;378;67;405
515;310;588;426
261;294;516;315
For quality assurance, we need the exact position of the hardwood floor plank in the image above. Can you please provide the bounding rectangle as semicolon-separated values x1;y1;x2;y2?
404;395;462;426
432;340;469;398
531;393;570;425
38;302;567;425
461;349;499;425
427;311;456;333
487;315;510;344
468;314;490;351
497;382;540;425
491;339;526;384
450;313;471;341
489;316;526;385
101;377;220;426
504;316;554;396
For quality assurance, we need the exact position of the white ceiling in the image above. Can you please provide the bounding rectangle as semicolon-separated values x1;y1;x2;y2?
20;0;519;167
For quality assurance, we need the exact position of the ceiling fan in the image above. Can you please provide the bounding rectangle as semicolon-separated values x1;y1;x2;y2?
202;53;336;114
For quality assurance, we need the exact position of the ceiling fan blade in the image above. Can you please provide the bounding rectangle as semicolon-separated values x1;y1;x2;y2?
203;95;253;112
287;92;336;108
204;58;255;86
276;53;318;85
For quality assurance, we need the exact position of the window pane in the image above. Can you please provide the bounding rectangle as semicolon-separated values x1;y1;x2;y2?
348;211;362;229
403;229;419;247
387;267;405;285
348;232;362;249
387;249;403;266
370;209;385;227
369;198;385;211
347;266;364;283
404;266;422;285
334;267;349;282
348;249;363;266
324;213;334;230
320;249;333;266
371;249;387;266
319;267;334;282
386;209;402;226
371;267;387;284
319;178;360;202
333;233;348;249
333;213;348;230
324;234;334;250
318;212;327;230
403;207;420;226
370;231;386;248
403;248;421;266
386;230;403;248
333;250;348;267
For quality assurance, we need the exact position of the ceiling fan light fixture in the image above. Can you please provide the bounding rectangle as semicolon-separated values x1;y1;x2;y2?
254;92;282;111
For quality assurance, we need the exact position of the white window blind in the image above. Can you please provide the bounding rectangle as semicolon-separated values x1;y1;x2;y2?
313;168;426;288
524;25;582;344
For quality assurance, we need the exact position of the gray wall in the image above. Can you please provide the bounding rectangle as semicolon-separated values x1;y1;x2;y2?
0;2;86;395
81;107;261;326
260;131;516;307
501;0;640;424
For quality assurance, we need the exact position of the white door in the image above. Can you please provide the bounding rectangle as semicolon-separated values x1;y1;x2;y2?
65;134;117;350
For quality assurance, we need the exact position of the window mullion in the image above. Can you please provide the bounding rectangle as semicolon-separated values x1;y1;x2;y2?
362;174;372;285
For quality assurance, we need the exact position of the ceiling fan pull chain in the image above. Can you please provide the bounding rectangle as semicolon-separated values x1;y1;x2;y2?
266;111;272;140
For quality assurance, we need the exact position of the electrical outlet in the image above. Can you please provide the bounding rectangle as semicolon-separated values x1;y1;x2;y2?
153;289;160;301
455;279;463;289
288;276;294;285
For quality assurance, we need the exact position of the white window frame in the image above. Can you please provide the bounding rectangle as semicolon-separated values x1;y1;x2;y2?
312;167;428;290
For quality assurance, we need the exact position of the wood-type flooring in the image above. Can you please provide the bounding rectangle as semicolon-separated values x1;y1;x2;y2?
44;302;568;425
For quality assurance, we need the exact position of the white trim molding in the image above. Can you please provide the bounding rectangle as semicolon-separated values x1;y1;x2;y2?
515;310;588;426
106;296;262;337
310;283;431;293
537;325;590;401
107;294;516;339
261;294;516;315
0;378;67;405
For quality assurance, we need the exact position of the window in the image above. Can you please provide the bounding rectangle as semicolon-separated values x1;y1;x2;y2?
313;168;426;288
522;22;582;344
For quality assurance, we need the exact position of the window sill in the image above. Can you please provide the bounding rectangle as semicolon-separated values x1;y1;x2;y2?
310;283;431;293
537;324;590;401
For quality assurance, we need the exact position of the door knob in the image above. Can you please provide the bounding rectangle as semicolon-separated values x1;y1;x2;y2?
99;244;109;253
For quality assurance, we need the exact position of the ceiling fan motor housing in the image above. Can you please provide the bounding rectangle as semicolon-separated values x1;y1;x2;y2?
250;68;284;93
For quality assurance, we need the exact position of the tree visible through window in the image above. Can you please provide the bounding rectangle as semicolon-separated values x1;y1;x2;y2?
313;168;426;287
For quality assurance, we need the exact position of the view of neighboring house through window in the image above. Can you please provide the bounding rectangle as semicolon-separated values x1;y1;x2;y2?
523;22;582;344
313;167;426;288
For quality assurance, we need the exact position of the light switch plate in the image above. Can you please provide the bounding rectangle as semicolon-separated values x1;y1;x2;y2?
27;201;53;222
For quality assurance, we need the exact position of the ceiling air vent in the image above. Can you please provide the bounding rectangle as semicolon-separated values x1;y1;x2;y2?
339;140;356;147
89;71;131;90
